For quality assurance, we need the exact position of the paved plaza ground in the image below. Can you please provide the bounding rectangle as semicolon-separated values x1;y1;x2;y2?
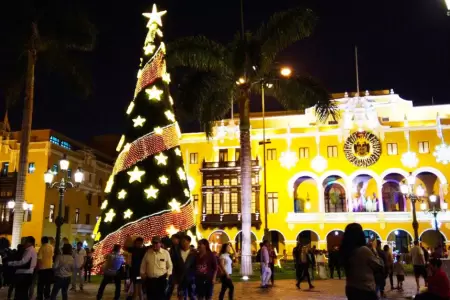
0;276;424;300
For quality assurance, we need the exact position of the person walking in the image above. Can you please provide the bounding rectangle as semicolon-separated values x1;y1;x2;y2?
50;244;74;300
340;223;383;300
84;249;93;283
329;246;341;279
268;244;276;286
140;236;173;300
167;234;181;299
195;239;217;300
373;240;387;298
8;236;37;300
125;237;147;300
37;236;54;300
383;245;394;290
259;240;271;288
70;242;86;291
173;235;196;300
308;246;317;281
96;244;125;300
411;240;428;293
393;257;405;291
218;243;234;300
295;246;314;290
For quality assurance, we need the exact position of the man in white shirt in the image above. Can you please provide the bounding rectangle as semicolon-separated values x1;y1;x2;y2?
140;236;172;300
260;240;272;288
411;240;427;292
8;236;37;300
71;241;86;291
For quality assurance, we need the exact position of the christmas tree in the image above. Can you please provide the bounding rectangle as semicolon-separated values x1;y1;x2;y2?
92;4;195;271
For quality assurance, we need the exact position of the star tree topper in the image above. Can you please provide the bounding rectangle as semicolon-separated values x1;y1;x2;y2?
143;4;167;28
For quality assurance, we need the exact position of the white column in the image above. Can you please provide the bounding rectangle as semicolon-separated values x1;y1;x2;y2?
347;183;353;212
318;185;324;213
378;185;384;212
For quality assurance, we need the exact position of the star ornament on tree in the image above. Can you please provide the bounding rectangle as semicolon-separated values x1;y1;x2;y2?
174;147;182;156
124;209;133;219
146;86;164;101
165;110;175;122
101;200;108;210
177;167;187;180
184;188;190;198
166;225;178;236
144;185;159;199
162;72;171;83
104;209;116;223
143;43;156;55
127;166;145;183
169;199;181;212
143;4;167;28
117;189;127;200
132;116;146;127
155;152;168;165
154;127;163;135
159;175;169;185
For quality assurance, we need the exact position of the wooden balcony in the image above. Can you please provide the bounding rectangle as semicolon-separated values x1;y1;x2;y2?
200;212;262;230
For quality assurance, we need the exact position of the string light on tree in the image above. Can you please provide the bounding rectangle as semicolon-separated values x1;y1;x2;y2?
154;127;163;135
101;200;108;210
184;188;190;198
124;209;133;219
166;225;178;236
116;135;125;152
104;209;116;222
144;185;159;199
165;110;175;122
105;176;114;193
169;96;174;105
177;167;186;180
132;116;147;127
159;175;169;185
146;86;164;101
169;199;181;212
162;72;171;83
127;166;146;183
155;152;168;165
126;102;135;115
144;44;156;55
143;4;167;27
117;189;127;200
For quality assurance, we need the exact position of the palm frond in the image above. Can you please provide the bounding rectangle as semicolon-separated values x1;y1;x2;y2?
256;7;317;75
176;71;234;137
271;75;338;122
167;36;232;76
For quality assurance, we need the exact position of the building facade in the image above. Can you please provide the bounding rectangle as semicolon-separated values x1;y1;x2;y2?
0;128;113;248
180;90;450;256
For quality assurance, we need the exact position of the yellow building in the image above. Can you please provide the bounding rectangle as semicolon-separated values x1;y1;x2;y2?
0;128;113;248
180;90;450;256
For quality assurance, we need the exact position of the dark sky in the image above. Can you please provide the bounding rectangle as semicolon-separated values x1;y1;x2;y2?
6;0;450;141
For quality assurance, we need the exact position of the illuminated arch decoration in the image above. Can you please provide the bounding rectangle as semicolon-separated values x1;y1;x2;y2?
344;131;382;167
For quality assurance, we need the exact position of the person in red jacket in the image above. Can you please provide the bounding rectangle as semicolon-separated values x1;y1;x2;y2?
415;258;450;300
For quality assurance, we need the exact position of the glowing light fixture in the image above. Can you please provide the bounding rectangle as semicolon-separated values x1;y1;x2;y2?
429;194;437;203
59;155;69;171
420;202;427;211
44;169;54;184
7;200;15;209
311;155;327;173
416;185;425;197
401;151;419;169
280;67;292;77
74;168;84;184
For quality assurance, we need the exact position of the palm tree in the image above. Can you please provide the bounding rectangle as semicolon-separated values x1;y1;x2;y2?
167;6;337;275
0;0;96;248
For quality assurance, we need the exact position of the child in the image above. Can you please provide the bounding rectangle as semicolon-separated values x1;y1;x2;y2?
394;258;405;291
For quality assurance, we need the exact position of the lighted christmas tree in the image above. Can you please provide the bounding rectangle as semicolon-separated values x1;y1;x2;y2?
92;4;195;271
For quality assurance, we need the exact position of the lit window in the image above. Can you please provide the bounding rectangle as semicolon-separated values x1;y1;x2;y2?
49;204;55;222
268;192;279;213
231;178;238;186
213;179;220;186
219;149;228;162
61;141;71;150
206;179;212;186
75;208;80;224
387;143;398;156
223;179;230;186
267;149;277;161
206;193;213;214
223;193;230;214
213;192;220;214
418;141;429;154
28;162;36;174
189;153;198;164
231;191;238;213
299;147;309;159
251;192;256;213
327;146;338;158
235;149;240;161
50;136;60;145
52;164;58;174
193;194;199;212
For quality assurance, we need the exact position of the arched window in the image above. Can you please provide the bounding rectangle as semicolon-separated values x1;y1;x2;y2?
325;183;346;212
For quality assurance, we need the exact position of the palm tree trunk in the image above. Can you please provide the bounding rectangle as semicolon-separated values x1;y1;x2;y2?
239;91;253;276
11;26;37;248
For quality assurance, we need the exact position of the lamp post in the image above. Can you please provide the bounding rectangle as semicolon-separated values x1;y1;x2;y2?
422;194;448;247
400;172;426;242
44;154;84;258
257;66;292;241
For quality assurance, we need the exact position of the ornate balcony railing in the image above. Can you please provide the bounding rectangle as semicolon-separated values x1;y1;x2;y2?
200;212;262;230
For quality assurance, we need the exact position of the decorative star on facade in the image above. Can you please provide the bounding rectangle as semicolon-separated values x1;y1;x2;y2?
154;127;163;135
132;116;146;127
159;175;169;185
174;148;182;156
127;166;145;183
177;168;186;180
166;225;178;236
101;200;108;210
162;72;171;83
143;43;156;55
169;199;181;212
143;4;167;27
144;185;159;199
123;209;133;219
117;189;127;200
155;152;168;166
104;209;116;222
146;86;164;101
165;110;175;122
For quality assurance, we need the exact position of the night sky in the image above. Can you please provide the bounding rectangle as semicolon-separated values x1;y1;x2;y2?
4;0;450;141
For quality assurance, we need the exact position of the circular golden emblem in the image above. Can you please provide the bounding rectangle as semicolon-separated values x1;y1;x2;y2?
344;131;381;167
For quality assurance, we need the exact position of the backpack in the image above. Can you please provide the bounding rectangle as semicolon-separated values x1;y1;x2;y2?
256;249;261;263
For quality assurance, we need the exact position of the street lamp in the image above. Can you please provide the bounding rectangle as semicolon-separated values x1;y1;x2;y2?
422;194;447;247
400;172;426;242
44;157;84;258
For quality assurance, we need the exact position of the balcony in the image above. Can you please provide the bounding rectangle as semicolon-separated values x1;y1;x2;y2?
200;213;262;230
285;211;450;224
201;159;260;170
